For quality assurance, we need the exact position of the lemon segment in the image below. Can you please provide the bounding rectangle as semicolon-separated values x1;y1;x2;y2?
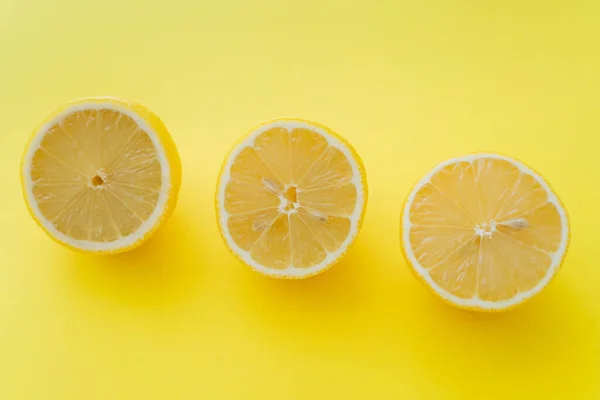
401;154;569;311
21;98;181;253
216;119;367;279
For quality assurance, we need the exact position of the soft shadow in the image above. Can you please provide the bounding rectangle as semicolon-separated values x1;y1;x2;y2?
395;272;599;398
62;209;206;309
233;237;372;337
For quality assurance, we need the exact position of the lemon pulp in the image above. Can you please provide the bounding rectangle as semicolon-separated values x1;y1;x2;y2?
218;119;367;278
403;154;569;310
22;98;180;253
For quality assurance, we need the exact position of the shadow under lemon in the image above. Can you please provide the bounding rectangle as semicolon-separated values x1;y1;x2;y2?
385;255;598;399
62;208;207;309
231;235;380;344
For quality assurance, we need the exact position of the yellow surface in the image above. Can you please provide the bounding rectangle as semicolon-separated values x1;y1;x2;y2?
1;0;599;398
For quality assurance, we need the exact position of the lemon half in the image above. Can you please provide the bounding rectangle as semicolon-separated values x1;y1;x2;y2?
401;154;569;311
216;118;368;279
21;97;181;253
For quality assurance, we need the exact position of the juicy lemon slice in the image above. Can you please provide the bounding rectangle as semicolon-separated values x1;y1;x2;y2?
401;154;569;311
21;98;181;253
216;119;368;278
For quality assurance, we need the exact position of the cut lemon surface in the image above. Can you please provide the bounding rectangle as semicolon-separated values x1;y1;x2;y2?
216;119;367;278
401;154;569;311
21;97;181;253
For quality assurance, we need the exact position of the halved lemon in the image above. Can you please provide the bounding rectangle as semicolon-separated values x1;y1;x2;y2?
216;118;367;279
21;97;181;253
401;154;569;311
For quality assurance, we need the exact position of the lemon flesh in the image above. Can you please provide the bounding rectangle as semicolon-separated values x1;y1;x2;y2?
402;154;569;311
22;98;181;253
217;119;367;278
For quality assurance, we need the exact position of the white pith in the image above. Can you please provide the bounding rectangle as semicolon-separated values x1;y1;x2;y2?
23;102;172;252
217;120;366;278
402;153;569;310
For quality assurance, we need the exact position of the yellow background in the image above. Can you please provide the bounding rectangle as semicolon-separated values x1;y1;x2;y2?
1;0;599;398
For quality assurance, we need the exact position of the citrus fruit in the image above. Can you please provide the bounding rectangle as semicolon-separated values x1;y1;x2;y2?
21;97;181;253
216;118;367;278
401;154;569;311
